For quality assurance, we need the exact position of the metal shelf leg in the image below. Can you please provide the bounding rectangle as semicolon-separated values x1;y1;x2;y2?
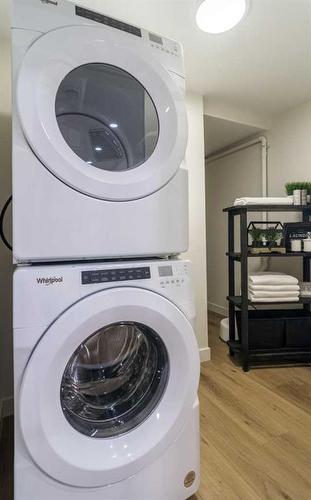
240;209;249;371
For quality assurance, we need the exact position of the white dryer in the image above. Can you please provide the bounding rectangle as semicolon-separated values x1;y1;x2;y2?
12;0;189;263
14;259;200;500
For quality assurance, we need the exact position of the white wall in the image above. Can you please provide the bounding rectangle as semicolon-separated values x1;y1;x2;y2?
206;144;263;314
203;97;271;131
267;100;311;196
0;39;13;416
185;92;209;361
205;98;311;313
265;100;311;279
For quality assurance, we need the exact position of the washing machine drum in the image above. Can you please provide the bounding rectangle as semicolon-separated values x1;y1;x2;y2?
60;321;169;439
17;25;188;201
19;288;199;487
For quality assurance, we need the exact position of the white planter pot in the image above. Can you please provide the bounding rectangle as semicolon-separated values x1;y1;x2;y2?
293;189;307;205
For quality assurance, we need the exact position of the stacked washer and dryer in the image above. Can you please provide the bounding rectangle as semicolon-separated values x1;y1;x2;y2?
12;1;200;499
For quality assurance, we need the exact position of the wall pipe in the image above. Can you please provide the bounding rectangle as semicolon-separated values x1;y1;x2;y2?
205;135;268;198
206;135;270;272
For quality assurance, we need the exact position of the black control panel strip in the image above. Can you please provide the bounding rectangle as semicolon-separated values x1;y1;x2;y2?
76;7;142;38
82;267;151;285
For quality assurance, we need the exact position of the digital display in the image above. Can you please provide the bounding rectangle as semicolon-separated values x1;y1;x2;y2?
82;267;151;284
158;265;173;277
149;33;163;45
76;6;142;37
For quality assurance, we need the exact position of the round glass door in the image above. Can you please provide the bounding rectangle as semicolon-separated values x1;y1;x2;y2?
61;322;169;438
55;64;159;172
19;286;198;487
17;26;188;200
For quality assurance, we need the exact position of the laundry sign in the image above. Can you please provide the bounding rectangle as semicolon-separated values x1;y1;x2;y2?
284;222;311;250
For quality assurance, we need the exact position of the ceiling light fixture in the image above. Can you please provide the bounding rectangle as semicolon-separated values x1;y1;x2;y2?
196;0;248;34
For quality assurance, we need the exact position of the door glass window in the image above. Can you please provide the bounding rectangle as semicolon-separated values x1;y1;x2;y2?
60;322;169;438
55;64;159;172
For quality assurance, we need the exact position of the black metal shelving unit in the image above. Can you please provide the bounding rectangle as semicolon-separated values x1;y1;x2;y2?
223;204;311;371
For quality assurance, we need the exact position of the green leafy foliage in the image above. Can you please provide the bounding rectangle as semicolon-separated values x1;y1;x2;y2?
285;182;311;195
249;227;263;242
264;227;283;243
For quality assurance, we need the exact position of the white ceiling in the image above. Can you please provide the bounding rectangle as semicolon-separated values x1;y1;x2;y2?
204;115;263;156
2;0;311;123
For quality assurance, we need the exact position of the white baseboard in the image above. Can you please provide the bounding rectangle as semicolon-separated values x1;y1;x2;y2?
0;396;14;420
208;301;228;317
200;347;211;363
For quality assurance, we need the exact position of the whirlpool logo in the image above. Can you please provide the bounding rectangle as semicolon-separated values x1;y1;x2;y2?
36;277;64;286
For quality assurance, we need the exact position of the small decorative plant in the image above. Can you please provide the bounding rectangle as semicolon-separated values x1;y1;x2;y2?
264;227;283;249
285;182;311;195
249;227;263;247
303;182;311;195
248;221;285;254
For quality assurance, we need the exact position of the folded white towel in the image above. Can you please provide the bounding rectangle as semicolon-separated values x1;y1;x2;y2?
249;294;299;303
234;197;293;206
249;273;298;286
249;290;299;299
249;284;300;292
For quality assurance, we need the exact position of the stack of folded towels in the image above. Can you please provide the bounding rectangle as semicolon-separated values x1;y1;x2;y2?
248;272;300;302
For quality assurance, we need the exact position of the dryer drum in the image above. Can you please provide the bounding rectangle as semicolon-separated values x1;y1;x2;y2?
60;322;169;438
56;113;130;171
55;63;160;172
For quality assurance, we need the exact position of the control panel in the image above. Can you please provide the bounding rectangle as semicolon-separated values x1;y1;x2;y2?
76;6;142;37
75;6;180;60
158;262;188;289
82;267;151;285
148;32;180;58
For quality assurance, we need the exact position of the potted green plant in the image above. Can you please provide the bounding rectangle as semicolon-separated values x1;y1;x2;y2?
248;221;285;254
285;182;308;205
285;182;298;196
300;182;311;204
264;227;283;251
249;227;263;249
248;227;264;253
306;182;311;204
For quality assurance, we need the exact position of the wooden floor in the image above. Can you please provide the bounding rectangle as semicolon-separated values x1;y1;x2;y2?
1;312;311;500
192;312;311;500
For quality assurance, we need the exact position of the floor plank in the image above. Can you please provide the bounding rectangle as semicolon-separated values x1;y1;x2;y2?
193;311;311;500
1;312;310;500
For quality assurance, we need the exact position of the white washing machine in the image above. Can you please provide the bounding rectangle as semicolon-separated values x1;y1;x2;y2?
14;259;200;500
12;0;189;263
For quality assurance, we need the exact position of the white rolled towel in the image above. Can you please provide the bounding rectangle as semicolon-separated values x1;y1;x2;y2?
249;284;300;292
234;197;293;206
249;294;299;303
249;272;298;286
